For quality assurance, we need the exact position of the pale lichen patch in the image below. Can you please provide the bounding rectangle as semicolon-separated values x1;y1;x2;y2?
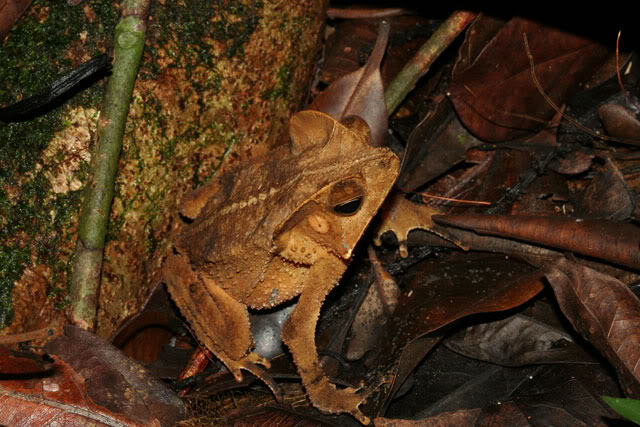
41;107;98;194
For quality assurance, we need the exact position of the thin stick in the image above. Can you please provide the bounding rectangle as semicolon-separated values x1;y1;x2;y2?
385;11;476;115
327;8;408;20
70;0;150;330
616;30;639;111
418;192;491;206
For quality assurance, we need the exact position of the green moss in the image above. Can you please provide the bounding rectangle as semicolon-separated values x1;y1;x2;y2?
261;62;292;101
0;170;83;318
0;0;114;106
0;245;30;328
144;0;264;80
0;173;49;237
0;0;115;182
212;1;263;59
0;0;116;326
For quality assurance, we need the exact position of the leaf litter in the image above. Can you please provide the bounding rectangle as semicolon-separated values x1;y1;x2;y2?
3;5;640;426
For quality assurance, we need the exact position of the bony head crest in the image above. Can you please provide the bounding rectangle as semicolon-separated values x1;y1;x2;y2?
289;110;337;155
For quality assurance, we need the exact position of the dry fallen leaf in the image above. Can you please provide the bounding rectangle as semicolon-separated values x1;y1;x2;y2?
40;325;184;426
433;214;640;269
367;253;544;416
444;314;596;366
312;21;389;147
575;157;636;221
0;346;146;426
449;17;611;142
545;257;640;397
395;96;483;193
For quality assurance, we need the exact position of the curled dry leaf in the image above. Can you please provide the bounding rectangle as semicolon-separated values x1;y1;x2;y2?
311;21;389;146
576;157;636;221
545;257;640;397
599;104;640;142
433;214;640;269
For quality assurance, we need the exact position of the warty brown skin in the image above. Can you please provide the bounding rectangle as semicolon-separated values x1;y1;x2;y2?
164;110;400;424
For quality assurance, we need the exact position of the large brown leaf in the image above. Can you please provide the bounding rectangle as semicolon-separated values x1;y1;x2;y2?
0;348;140;425
43;325;184;425
444;313;596;367
545;257;640;397
367;253;544;415
0;325;184;425
449;17;611;142
2;325;184;425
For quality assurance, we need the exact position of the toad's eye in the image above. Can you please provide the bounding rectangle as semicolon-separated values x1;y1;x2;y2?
333;197;362;214
329;178;364;216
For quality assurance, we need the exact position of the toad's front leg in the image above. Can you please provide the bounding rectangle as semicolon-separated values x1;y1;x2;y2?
282;256;378;425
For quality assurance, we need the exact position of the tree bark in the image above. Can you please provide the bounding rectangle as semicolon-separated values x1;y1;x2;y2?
0;0;326;340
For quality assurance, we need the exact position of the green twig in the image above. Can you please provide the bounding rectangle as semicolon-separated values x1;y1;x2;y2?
70;0;150;330
385;10;476;116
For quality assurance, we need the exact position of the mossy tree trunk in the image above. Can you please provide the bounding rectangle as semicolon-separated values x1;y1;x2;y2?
0;0;326;340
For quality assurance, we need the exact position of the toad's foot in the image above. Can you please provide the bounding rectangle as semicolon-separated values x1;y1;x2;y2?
305;376;389;425
224;352;281;400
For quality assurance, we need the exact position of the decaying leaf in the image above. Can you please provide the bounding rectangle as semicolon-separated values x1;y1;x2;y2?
346;246;400;361
444;314;596;366
44;325;184;426
449;17;611;142
0;337;179;426
599;104;640;142
575;157;636;221
545;258;640;397
510;363;622;425
395;96;483;193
